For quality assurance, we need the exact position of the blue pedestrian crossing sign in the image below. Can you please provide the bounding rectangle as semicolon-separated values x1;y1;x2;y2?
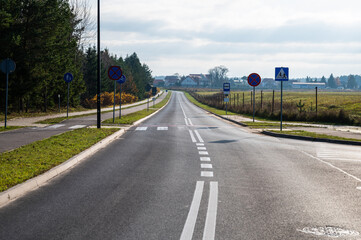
275;67;289;81
64;73;74;83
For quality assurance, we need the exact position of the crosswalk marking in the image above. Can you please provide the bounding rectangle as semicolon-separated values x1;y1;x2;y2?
200;157;211;162
201;171;214;177
136;127;148;131
157;127;168;131
201;164;212;169
69;125;86;129
317;146;361;162
46;124;65;129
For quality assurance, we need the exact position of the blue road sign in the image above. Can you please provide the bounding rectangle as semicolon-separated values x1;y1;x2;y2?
0;59;16;74
108;66;122;80
223;82;230;95
64;73;73;83
275;67;289;81
117;75;126;84
248;73;261;87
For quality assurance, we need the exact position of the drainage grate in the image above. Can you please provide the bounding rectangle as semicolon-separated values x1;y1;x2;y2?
298;226;359;238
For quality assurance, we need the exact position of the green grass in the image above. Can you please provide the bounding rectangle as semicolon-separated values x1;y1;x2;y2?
185;92;237;115
0;126;23;132
0;128;119;192
103;91;171;125
270;130;361;142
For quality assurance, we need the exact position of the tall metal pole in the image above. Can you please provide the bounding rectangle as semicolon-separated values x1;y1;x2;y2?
67;82;70;119
5;73;8;128
96;0;101;128
280;81;283;131
119;84;122;119
315;87;318;118
253;86;255;122
113;80;116;123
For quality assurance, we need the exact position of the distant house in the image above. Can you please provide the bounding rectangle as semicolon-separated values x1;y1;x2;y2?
153;78;165;87
188;74;211;87
165;75;180;86
292;82;326;89
261;78;277;88
181;76;198;87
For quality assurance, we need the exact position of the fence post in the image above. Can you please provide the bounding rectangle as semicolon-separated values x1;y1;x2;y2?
261;90;263;109
272;89;275;114
243;92;245;108
251;91;253;107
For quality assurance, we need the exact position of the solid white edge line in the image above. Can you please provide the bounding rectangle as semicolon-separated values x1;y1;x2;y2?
203;181;218;240
188;118;193;126
301;150;361;183
189;130;197;143
180;181;204;240
185;118;189;126
194;130;204;143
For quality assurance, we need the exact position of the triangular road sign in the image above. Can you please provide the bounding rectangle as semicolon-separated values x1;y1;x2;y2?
276;68;287;79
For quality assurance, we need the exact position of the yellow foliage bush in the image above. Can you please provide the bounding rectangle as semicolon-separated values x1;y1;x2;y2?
84;92;138;108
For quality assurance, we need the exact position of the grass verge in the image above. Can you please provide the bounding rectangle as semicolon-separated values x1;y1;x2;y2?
269;130;361;142
0;128;119;192
0;126;23;132
184;92;237;115
103;91;171;125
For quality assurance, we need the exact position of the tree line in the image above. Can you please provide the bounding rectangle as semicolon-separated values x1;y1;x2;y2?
0;0;153;113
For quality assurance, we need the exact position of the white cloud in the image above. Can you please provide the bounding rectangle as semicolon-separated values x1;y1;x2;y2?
88;0;361;77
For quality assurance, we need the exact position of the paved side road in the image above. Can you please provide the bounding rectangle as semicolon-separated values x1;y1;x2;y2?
0;92;168;153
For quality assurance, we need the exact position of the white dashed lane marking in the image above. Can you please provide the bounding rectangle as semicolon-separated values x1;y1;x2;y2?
197;147;207;150
199;151;209;155
200;157;211;162
201;171;214;177
196;143;204;146
201;164;213;169
136;127;148;131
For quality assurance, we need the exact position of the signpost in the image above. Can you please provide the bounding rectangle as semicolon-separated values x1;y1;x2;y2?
108;66;123;122
223;82;230;115
64;73;74;119
275;67;289;131
0;58;16;128
247;73;262;122
117;75;126;119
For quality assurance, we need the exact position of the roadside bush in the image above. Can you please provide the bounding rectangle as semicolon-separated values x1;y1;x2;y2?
83;92;138;108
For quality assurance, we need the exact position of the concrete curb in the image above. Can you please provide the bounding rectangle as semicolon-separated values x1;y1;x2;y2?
261;130;361;146
0;92;172;207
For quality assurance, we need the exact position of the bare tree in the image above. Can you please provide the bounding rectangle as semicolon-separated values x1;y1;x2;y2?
70;0;96;48
208;65;229;87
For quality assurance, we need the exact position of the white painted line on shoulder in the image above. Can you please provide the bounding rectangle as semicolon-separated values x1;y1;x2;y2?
46;124;65;129
203;181;218;240
301;150;361;183
136;127;148;131
201;164;213;169
200;157;211;162
199;151;209;155
69;125;86;129
196;143;205;146
197;147;207;150
194;130;204;143
184;118;189;126
180;181;204;240
157;127;168;131
188;118;193;126
189;130;197;143
201;171;214;177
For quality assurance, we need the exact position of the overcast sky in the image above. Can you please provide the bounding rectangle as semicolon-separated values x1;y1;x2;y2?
89;0;361;78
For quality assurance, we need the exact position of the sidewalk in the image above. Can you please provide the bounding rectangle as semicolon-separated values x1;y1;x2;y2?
223;114;361;141
1;91;164;127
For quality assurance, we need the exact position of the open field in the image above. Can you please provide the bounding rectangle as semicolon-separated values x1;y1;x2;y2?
190;90;361;125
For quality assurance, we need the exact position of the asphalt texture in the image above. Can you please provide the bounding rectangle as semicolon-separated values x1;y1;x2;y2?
1;91;361;239
0;94;166;153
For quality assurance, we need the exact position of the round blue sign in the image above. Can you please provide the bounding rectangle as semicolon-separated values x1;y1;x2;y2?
117;75;126;84
247;73;261;87
0;58;16;74
64;73;73;83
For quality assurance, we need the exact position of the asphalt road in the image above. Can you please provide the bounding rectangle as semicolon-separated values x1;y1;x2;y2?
0;94;166;153
1;91;361;239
